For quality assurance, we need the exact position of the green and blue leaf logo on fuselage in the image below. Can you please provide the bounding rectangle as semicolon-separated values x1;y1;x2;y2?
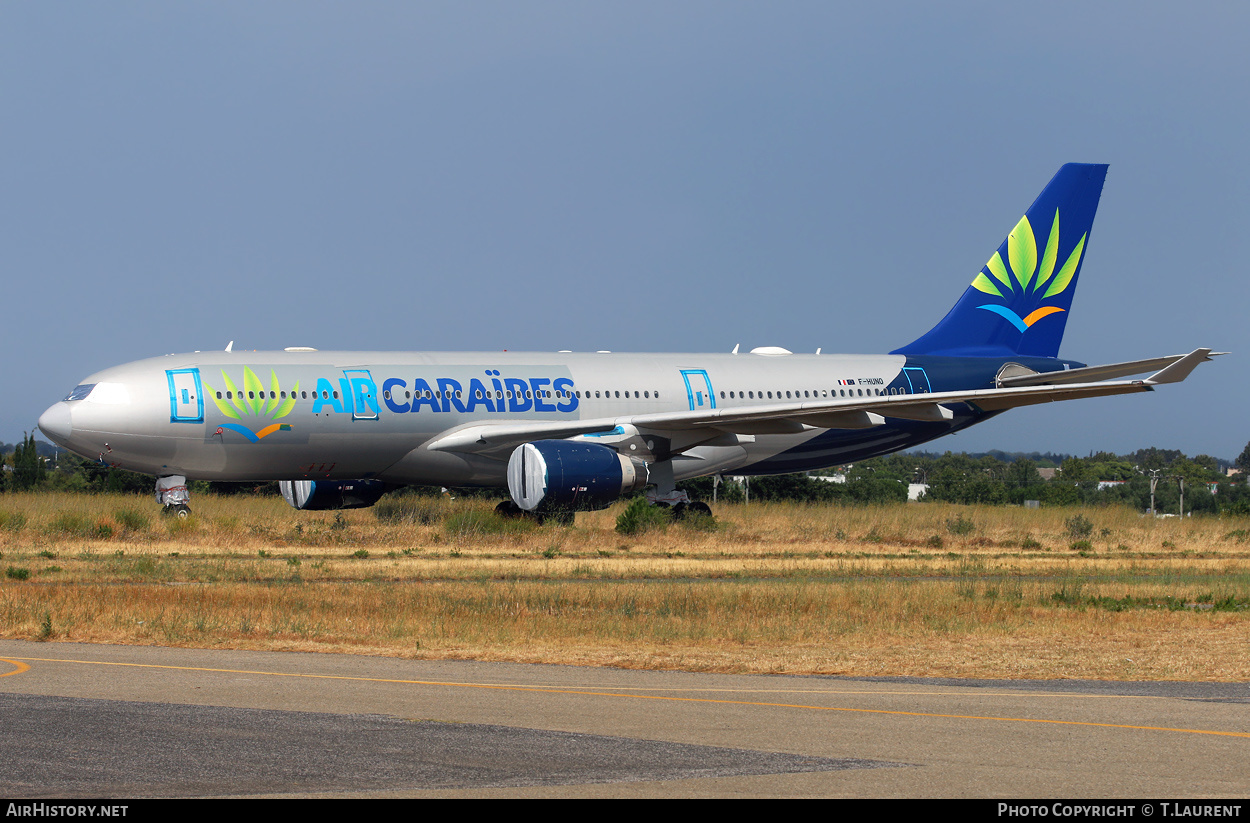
203;367;297;442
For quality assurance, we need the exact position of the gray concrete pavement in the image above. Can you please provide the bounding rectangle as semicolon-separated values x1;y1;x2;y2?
1;640;1246;797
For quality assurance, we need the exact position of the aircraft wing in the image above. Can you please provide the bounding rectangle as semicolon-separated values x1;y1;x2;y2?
426;348;1213;457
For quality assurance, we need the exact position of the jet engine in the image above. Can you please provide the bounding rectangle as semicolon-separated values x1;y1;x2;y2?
507;440;648;513
280;479;390;511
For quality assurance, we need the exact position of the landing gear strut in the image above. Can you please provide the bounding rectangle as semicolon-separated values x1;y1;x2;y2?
156;475;192;518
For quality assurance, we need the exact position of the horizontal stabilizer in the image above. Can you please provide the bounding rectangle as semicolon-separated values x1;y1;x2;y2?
998;349;1216;387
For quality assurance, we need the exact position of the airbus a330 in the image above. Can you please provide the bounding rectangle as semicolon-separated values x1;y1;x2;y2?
38;164;1215;520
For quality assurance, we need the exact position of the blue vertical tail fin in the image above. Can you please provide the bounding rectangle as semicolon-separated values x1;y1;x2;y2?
892;163;1108;359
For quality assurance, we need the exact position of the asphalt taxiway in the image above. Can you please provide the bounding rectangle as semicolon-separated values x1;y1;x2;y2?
1;640;1246;797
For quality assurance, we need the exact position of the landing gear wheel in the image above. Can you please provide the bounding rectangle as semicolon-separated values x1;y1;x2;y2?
495;500;524;518
671;501;688;520
688;501;713;518
164;504;192;519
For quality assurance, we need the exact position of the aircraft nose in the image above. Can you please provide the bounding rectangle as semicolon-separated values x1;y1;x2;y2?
38;402;73;446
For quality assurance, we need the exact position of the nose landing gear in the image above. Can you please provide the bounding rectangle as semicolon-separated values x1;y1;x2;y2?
155;475;192;518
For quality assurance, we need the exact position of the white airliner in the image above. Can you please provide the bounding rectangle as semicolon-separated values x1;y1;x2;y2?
38;164;1215;519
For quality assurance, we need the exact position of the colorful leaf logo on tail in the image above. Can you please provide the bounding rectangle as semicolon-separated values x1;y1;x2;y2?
203;367;298;442
970;209;1087;332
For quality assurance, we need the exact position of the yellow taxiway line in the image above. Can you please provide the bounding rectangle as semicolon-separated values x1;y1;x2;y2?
5;654;1247;740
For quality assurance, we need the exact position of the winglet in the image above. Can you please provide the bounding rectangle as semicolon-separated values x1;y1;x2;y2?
1144;348;1213;385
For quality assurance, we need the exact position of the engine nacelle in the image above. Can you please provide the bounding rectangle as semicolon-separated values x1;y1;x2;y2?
507;440;649;513
280;479;390;511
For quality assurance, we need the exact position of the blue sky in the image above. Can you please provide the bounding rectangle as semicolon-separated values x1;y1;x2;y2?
3;2;1245;459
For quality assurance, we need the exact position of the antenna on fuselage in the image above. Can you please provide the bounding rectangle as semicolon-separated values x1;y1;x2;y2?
225;341;234;352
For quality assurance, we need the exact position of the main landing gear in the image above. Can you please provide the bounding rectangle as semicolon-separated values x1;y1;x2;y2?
670;500;713;519
494;500;575;526
645;489;713;519
155;475;192;519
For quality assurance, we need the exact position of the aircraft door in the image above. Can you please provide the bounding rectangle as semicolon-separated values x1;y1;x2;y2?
902;366;933;394
166;369;204;424
680;369;717;411
344;369;380;420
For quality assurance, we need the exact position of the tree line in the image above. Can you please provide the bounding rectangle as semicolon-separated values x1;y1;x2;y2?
5;436;1250;515
677;444;1250;515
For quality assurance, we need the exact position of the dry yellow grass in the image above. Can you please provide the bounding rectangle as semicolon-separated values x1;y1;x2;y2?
1;492;1248;681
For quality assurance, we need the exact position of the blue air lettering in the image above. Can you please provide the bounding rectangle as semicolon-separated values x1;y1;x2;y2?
530;378;556;412
382;377;409;413
411;378;439;412
436;378;467;413
317;371;579;416
505;378;532;412
312;378;344;414
465;378;496;413
345;371;379;419
554;377;576;412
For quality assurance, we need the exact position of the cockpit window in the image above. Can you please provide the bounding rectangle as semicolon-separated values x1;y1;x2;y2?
65;384;96;401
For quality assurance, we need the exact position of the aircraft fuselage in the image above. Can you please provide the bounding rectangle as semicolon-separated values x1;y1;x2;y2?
38;349;1078;487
